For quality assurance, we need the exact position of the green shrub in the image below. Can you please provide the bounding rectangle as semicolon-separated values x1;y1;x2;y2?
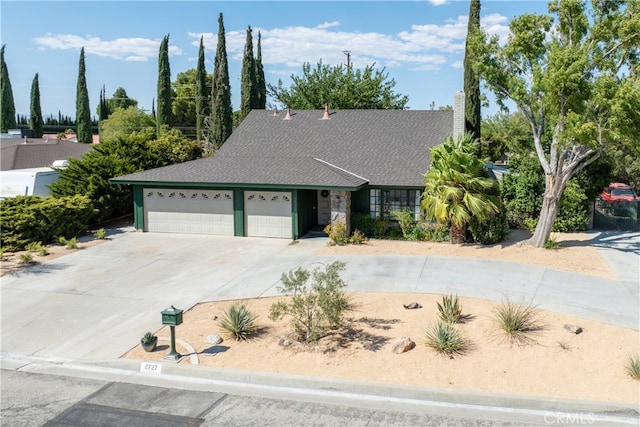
351;213;374;236
19;253;34;264
0;195;95;251
425;320;470;356
492;299;541;345
269;261;350;343
324;222;349;246
65;237;78;249
543;237;560;250
219;303;259;341
94;228;107;240
626;354;640;381
372;216;390;238
423;223;449;242
390;208;415;240
349;229;367;245
437;294;463;324
468;203;509;245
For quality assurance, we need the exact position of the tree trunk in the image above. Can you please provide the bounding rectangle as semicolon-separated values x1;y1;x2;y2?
450;223;467;244
528;174;567;247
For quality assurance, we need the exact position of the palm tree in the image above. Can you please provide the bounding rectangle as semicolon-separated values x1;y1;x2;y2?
422;134;500;244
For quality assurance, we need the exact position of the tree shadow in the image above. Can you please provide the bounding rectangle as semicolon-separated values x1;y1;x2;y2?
352;317;401;331
199;345;230;356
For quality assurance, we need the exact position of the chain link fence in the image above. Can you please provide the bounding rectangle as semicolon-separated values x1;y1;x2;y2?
593;199;640;231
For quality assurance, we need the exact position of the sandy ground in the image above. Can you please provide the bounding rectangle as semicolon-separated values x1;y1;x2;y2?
3;230;639;403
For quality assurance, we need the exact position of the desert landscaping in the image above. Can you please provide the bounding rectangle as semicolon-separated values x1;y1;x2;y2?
2;229;638;403
118;231;640;405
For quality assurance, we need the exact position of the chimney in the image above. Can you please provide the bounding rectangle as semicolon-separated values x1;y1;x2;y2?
321;103;330;120
283;107;292;120
453;91;465;139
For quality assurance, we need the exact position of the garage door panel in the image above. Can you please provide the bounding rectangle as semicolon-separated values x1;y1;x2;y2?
245;191;292;238
144;189;234;235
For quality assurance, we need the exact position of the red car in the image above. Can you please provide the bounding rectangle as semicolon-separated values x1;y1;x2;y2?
600;183;639;202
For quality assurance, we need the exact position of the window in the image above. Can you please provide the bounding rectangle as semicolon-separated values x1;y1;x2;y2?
370;189;421;220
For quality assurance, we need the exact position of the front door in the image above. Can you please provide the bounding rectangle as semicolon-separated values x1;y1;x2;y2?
317;190;331;225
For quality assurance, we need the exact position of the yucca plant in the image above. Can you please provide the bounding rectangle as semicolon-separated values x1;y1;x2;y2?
425;320;470;356
492;299;541;345
626;354;640;381
219;303;258;341
437;294;462;323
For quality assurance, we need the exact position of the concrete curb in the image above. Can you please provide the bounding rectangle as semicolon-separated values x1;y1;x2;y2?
3;354;638;426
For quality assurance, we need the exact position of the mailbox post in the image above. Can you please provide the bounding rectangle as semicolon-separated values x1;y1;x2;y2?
161;305;183;361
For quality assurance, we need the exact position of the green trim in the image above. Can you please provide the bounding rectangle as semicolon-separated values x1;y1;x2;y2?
291;189;299;239
133;186;144;231
233;189;244;236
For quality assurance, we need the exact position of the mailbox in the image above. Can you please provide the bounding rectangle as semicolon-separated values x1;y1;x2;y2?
161;305;183;326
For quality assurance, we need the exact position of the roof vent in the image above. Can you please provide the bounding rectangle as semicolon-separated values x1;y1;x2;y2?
283;107;292;121
320;103;330;120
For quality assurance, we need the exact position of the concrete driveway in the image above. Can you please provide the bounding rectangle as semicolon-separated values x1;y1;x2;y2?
1;229;638;365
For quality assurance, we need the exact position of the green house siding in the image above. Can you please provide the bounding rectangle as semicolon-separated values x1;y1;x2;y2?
351;188;370;215
233;189;244;236
295;189;317;238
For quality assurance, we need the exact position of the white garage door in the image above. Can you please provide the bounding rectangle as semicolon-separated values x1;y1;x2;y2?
245;191;292;238
144;189;234;235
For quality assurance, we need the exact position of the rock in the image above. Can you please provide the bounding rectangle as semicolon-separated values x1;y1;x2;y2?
563;324;583;334
205;334;223;344
391;337;415;354
403;302;422;309
278;338;291;347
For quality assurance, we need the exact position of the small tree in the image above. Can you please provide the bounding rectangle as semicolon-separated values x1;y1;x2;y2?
269;261;350;343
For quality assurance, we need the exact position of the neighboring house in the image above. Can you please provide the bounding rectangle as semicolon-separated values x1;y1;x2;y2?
0;137;94;171
111;93;466;239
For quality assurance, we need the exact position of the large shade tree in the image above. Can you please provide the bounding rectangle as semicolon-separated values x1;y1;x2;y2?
269;60;409;109
473;0;639;247
422;134;500;244
0;45;17;132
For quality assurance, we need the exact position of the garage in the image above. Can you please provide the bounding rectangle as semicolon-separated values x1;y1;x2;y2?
144;189;234;235
245;191;292;238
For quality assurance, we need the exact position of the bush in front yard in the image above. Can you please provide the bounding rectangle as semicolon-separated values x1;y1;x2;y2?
0;195;95;251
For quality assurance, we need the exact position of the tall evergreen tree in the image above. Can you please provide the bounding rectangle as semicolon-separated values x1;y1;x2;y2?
255;31;266;109
1;45;17;132
156;34;172;135
97;86;109;121
76;47;93;143
196;36;207;143
29;73;44;138
240;26;258;121
463;0;481;142
211;13;233;150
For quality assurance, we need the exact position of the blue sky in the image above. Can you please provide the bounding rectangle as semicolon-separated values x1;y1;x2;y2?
1;0;550;119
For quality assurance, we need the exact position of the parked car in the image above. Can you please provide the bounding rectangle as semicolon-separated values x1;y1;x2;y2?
600;183;639;202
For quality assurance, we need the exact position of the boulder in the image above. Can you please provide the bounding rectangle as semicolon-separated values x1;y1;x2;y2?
391;337;415;354
205;334;223;345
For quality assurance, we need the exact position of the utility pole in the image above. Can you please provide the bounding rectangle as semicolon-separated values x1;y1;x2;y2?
342;50;351;69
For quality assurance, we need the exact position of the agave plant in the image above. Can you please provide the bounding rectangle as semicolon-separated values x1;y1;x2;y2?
425;320;470;356
219;303;258;341
437;294;462;324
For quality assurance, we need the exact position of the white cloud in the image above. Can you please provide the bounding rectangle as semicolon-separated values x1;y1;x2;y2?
428;0;449;5
32;34;183;61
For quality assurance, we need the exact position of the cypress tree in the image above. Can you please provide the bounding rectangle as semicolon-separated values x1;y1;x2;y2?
1;44;17;132
211;13;233;149
157;34;172;135
463;0;481;142
240;26;257;121
255;31;266;109
29;73;44;138
196;36;207;143
76;47;93;143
